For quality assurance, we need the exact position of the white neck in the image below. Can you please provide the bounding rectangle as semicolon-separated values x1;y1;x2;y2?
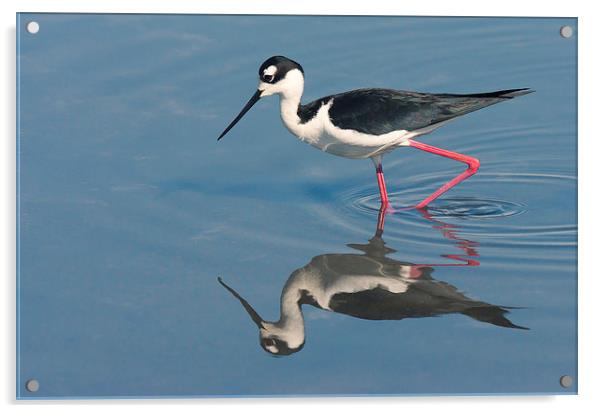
271;286;305;347
270;69;331;144
277;70;304;136
280;69;305;102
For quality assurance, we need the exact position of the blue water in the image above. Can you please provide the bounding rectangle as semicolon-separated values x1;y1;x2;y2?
17;14;577;398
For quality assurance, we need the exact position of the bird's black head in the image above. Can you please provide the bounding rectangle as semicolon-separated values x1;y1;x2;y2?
217;55;305;141
260;336;305;356
257;55;304;85
218;277;306;357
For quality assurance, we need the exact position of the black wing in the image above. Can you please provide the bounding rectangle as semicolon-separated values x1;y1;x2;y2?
312;88;532;136
328;284;527;329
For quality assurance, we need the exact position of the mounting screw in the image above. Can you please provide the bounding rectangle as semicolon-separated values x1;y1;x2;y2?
25;379;39;392
559;25;573;39
559;375;573;388
26;21;40;34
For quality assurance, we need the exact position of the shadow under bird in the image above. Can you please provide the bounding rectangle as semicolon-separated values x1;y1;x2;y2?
217;56;533;209
218;210;527;356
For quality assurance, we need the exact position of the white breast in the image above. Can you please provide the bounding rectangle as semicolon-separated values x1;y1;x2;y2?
280;98;414;159
288;262;417;310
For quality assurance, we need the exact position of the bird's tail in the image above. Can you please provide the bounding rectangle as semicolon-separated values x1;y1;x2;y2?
462;305;529;330
463;88;534;99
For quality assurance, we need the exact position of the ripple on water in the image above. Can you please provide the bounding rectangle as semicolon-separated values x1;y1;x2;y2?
352;194;525;220
421;198;527;220
334;171;576;249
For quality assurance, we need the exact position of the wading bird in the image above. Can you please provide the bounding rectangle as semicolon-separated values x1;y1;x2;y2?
218;209;527;356
217;56;532;209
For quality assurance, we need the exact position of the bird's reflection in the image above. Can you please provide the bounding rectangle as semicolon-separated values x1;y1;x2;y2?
218;208;527;356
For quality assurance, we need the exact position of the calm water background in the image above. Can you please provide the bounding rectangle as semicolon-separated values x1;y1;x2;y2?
17;14;577;397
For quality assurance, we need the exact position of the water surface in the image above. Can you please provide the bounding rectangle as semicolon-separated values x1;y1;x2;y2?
17;14;577;397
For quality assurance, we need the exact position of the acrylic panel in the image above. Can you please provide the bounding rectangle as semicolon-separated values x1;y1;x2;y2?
16;14;577;398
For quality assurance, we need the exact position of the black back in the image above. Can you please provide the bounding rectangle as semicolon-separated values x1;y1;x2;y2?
327;284;527;329
299;88;531;135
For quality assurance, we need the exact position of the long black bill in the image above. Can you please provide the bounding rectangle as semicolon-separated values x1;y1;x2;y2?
217;277;265;329
217;89;262;141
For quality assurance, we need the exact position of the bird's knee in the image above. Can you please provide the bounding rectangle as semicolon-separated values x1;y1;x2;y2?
466;157;480;173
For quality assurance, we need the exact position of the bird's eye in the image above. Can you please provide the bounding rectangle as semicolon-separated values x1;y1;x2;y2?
262;338;275;347
263;74;274;83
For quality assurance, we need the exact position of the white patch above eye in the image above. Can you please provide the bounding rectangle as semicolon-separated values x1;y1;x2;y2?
263;65;277;76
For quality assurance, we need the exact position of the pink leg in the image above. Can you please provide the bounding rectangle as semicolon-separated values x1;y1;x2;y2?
375;163;390;207
409;140;480;209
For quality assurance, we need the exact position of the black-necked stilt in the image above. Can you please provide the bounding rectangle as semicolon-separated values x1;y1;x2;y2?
217;56;533;209
218;210;527;356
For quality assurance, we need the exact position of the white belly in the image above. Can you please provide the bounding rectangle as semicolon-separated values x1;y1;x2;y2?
309;128;412;159
290;262;418;310
281;98;413;159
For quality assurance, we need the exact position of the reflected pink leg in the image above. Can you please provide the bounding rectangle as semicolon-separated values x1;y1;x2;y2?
376;204;387;234
409;140;480;209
